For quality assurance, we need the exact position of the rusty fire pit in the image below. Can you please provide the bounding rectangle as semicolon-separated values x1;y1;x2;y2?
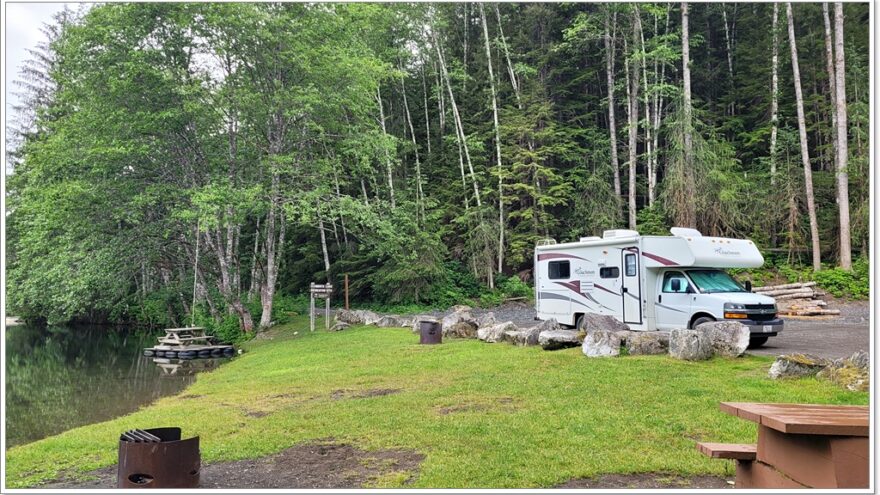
419;320;442;345
117;427;200;488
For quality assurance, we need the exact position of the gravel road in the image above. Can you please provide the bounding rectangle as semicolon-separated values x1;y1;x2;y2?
428;300;870;360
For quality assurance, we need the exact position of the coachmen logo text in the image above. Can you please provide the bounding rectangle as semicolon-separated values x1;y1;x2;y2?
714;247;741;256
574;267;595;276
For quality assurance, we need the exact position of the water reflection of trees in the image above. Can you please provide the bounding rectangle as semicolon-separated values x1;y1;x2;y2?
5;325;199;448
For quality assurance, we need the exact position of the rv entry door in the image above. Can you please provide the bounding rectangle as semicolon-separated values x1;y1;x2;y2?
621;248;642;324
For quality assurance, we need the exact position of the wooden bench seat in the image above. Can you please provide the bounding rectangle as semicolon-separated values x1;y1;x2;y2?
697;442;757;460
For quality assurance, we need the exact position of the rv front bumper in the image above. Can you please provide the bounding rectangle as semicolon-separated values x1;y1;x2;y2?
732;318;784;336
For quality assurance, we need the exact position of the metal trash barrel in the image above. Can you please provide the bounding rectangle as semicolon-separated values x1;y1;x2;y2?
419;320;442;345
117;427;200;488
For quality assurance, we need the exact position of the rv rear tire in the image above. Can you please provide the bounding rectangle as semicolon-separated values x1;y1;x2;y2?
748;336;769;348
691;316;715;329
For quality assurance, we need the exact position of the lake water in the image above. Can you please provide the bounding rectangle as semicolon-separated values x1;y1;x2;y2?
5;323;228;448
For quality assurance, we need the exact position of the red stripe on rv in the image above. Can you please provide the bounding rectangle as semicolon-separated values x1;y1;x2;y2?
538;253;584;261
642;252;678;266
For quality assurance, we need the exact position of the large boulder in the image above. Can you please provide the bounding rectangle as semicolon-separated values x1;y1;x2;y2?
539;329;582;350
578;313;630;333
376;315;412;328
335;309;382;326
697;321;750;357
478;321;518;343
582;329;621;358
816;351;869;392
768;353;831;379
475;312;497;329
505;318;559;346
440;306;485;339
668;329;713;361
625;332;669;355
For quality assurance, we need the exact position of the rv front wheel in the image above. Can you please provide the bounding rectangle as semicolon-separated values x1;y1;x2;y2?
690;315;715;329
748;337;769;348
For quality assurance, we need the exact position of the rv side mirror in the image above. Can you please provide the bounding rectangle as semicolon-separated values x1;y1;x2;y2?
744;280;752;292
671;279;681;292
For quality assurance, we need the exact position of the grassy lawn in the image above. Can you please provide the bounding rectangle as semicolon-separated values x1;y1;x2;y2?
5;317;867;488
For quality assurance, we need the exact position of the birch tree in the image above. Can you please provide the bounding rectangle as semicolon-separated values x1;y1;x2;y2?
786;2;822;271
604;9;622;198
769;3;780;185
479;3;505;273
680;2;696;227
833;2;852;269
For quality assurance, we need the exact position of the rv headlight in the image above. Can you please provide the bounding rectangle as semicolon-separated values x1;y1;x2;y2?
724;302;746;310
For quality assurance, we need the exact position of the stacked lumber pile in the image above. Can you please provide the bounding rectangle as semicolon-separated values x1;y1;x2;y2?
753;282;840;317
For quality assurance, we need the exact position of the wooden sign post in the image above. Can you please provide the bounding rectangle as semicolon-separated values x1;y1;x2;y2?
310;283;333;332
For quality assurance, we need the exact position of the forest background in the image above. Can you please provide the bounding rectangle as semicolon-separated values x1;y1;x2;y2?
5;2;870;339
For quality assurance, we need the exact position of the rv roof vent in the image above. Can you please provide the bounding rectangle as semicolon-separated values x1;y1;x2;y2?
670;227;702;238
603;229;639;239
536;238;557;246
579;236;601;242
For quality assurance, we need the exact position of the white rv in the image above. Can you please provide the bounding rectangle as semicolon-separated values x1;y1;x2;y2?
534;227;783;347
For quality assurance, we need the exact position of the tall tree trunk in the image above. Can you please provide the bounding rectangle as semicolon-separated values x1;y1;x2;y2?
651;5;671;205
833;2;852;269
494;4;521;108
769;3;780;186
822;4;839;180
479;4;505;274
604;9;622;199
681;2;696;228
636;7;652;209
722;3;735;114
432;27;482;208
624;32;639;230
248;216;262;301
375;85;395;208
786;2;822;271
420;62;432;156
399;66;425;223
259;170;286;329
317;206;331;283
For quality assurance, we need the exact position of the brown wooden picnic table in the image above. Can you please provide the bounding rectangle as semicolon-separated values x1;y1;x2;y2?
698;402;869;488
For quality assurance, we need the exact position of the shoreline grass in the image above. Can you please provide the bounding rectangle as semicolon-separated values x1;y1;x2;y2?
5;317;867;488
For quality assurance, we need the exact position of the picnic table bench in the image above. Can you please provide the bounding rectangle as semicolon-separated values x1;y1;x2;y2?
697;402;869;488
156;327;212;347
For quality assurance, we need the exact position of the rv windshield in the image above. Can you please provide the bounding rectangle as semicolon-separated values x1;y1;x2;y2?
686;269;746;293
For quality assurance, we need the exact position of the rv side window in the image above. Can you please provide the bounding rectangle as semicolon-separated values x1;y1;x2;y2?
548;261;570;279
625;254;637;276
599;267;619;279
662;272;690;293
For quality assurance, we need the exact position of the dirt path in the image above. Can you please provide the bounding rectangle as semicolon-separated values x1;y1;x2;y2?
40;441;423;489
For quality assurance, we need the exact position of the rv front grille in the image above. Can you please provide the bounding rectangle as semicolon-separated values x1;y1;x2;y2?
744;304;775;311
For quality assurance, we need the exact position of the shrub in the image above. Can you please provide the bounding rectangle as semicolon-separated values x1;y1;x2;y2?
813;258;869;299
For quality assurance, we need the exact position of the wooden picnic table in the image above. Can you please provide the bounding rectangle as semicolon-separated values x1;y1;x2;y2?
698;402;869;488
157;327;212;347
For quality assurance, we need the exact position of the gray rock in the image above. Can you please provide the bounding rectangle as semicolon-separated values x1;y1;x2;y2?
376;315;410;328
582;329;621;358
816;351;869;392
329;321;351;332
615;330;637;346
697;321;750;357
478;321;518;343
538;329;582;350
335;309;382;326
577;312;631;333
475;312;497;329
668;328;713;361
626;332;669;355
768;353;831;379
504;318;558;346
445;320;478;339
449;304;473;313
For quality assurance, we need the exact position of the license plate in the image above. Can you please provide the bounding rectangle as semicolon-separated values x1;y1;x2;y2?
763;325;773;333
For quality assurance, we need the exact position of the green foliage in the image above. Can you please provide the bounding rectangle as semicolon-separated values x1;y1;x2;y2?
635;204;670;236
813;258;870;299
